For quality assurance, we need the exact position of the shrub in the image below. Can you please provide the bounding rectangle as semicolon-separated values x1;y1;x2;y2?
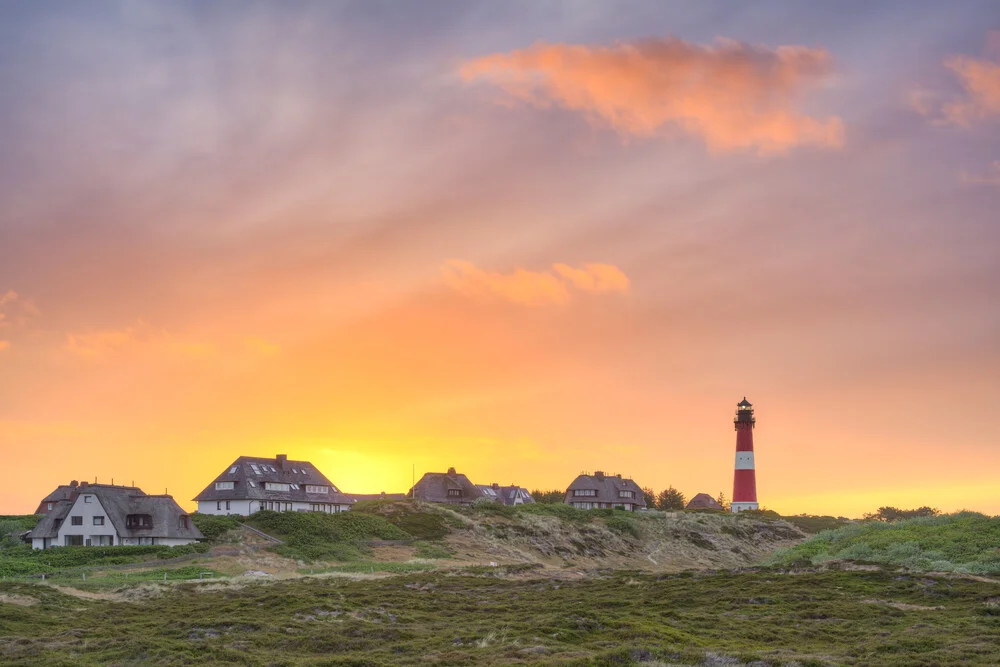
246;510;412;563
605;515;640;539
190;513;242;539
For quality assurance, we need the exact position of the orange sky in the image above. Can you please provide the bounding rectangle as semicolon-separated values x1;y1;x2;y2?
1;5;998;518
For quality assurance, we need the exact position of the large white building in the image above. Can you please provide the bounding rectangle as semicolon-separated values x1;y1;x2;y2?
193;454;354;516
29;482;202;549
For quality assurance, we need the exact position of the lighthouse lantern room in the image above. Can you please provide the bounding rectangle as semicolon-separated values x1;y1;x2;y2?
731;397;759;513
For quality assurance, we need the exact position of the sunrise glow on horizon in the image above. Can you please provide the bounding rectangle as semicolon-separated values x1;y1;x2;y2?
1;2;998;519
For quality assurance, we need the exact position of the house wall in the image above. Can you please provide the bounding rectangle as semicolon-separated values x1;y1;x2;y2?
197;499;351;516
56;493;118;546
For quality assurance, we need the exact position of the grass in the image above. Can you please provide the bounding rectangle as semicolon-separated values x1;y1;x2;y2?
769;511;1000;574
0;543;210;577
1;566;997;665
298;562;438;575
190;513;242;539
244;510;412;563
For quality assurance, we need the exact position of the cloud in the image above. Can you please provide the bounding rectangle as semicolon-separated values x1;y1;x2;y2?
552;263;630;293
0;290;39;329
942;55;1000;126
460;36;844;154
64;320;166;359
0;340;9;353
962;161;1000;186
442;260;628;306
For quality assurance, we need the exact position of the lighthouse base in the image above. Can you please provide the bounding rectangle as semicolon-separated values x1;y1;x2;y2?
730;502;759;513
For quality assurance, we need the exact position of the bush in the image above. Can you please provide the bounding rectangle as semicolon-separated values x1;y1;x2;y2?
605;515;640;539
0;542;210;577
246;510;412;563
768;512;1000;573
353;501;451;540
190;513;242;539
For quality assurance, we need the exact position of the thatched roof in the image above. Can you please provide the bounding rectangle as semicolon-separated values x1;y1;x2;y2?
564;471;647;508
30;483;203;541
409;468;483;504
685;493;724;510
192;454;353;506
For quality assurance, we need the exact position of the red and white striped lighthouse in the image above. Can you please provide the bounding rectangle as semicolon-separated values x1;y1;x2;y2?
731;397;759;512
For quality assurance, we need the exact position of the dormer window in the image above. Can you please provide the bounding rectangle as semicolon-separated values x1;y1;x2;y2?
229;465;238;474
447;489;462;497
83;495;92;503
126;514;153;529
619;490;635;498
215;481;235;491
573;489;597;497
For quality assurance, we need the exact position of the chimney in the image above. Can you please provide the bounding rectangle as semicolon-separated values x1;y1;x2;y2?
79;481;89;488
447;467;456;475
70;480;78;488
594;471;604;480
616;473;622;479
492;482;499;489
276;454;287;470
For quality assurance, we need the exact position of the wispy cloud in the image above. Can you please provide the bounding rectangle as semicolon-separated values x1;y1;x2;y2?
460;37;844;154
942;55;1000;126
0;290;38;351
962;160;1000;186
442;260;628;306
64;320;173;359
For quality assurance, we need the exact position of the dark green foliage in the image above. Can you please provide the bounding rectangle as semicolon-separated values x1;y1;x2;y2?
469;500;515;518
605;515;640;539
2;567;999;665
0;543;210;577
190;513;242;539
353;501;451;539
516;502;604;522
864;506;941;522
770;512;1000;573
246;510;411;562
0;516;40;549
529;489;565;504
641;486;657;509
656;486;686;510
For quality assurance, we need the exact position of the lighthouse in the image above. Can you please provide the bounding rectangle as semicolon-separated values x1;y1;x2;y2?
731;397;759;513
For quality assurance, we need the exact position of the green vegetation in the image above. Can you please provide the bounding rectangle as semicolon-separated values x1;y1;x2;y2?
865;506;941;522
528;488;564;504
656;486;686;510
604;514;640;539
0;515;39;549
354;500;452;539
190;513;242;539
1;566;998;665
781;514;852;534
299;561;438;575
412;541;454;559
245;510;412;563
769;511;1000;574
0;543;210;577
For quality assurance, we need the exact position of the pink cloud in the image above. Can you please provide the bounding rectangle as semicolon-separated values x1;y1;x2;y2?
942;55;1000;126
460;37;844;154
442;260;629;306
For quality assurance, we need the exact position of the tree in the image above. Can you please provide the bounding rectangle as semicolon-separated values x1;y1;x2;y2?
715;491;730;512
641;486;657;509
864;506;939;522
656;486;686;511
530;489;565;504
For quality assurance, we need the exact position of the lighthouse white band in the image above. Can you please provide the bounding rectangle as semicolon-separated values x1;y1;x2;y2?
734;451;755;470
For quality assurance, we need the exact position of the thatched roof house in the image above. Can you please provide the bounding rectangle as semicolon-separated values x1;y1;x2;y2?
685;493;724;511
409;467;483;505
564;471;646;511
477;483;534;506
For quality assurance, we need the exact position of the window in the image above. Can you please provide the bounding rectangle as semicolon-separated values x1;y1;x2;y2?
250;463;261;475
289;483;300;490
265;482;290;492
126;514;153;529
292;468;299;473
93;516;105;526
217;501;222;510
215;481;235;490
447;489;462;497
573;489;597;497
94;535;113;546
269;465;277;472
54;518;62;529
71;516;83;526
229;465;238;474
138;537;155;546
248;480;256;487
47;502;53;511
618;490;635;498
305;485;328;494
178;516;189;529
65;535;83;546
226;501;231;510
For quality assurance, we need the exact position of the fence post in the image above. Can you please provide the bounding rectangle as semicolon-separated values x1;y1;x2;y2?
163;572;167;582
82;572;86;581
